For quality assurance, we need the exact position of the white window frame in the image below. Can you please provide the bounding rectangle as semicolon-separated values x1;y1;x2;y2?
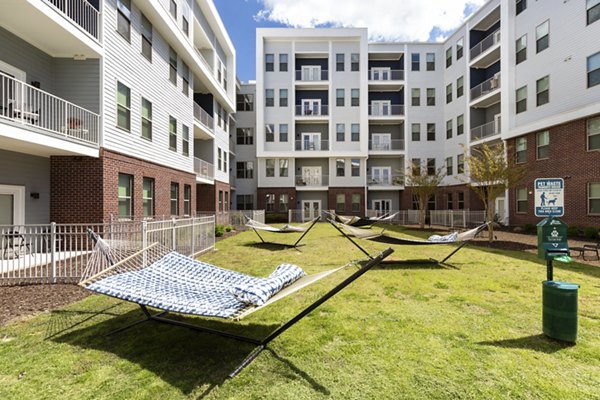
0;184;25;226
301;166;322;186
373;199;392;214
371;100;391;116
371;167;392;185
588;117;600;151
372;133;391;150
589;182;600;214
371;67;391;81
301;99;321;116
302;132;321;150
536;130;550;160
301;65;321;81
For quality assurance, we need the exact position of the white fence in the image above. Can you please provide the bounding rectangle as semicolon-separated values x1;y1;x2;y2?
0;216;215;286
429;210;487;228
46;0;100;40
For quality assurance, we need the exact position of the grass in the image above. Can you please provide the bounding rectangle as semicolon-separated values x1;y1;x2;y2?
1;223;599;399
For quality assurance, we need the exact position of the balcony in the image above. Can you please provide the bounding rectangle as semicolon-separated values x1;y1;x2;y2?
295;174;329;188
368;69;404;90
368;104;404;118
470;120;501;142
0;71;99;153
367;174;404;188
368;139;405;152
295;105;329;118
295;69;329;82
194;158;214;182
470;74;501;108
45;0;100;40
193;102;214;139
470;29;500;68
295;140;329;151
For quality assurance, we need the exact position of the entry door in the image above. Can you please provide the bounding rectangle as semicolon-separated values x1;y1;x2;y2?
302;200;321;222
372;167;391;185
373;199;392;216
0;185;25;226
495;196;506;224
372;67;391;81
371;100;391;116
302;132;321;150
372;133;391;150
302;166;321;186
301;99;321;115
301;65;321;81
0;61;26;118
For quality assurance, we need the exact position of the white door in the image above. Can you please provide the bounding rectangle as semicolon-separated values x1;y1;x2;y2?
0;61;26;117
371;67;391;81
495;196;506;225
301;99;321;116
302;166;322;186
302;200;321;222
372;133;391;150
373;199;392;216
494;113;501;135
0;185;25;226
302;65;321;81
302;132;321;150
371;100;391;116
371;167;391;185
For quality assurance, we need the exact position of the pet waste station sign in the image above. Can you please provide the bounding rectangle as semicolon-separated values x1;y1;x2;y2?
534;178;564;217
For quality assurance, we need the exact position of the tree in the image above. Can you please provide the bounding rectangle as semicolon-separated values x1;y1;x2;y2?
464;142;527;241
405;160;445;229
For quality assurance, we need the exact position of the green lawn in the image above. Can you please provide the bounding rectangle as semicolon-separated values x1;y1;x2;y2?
1;223;599;399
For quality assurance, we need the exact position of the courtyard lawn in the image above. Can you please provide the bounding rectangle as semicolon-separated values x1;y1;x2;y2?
0;223;599;399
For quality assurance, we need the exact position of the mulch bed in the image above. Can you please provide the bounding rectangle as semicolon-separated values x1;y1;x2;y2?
470;239;537;252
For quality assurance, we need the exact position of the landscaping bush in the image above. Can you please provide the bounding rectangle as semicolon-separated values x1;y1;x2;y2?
567;226;582;238
215;224;225;237
584;227;599;239
523;224;537;234
225;225;233;232
266;213;289;224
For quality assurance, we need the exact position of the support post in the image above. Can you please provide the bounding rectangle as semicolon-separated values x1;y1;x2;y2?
547;259;553;281
50;222;57;283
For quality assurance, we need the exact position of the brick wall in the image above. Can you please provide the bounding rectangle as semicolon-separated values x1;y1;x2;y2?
507;115;600;228
257;187;297;212
197;180;231;224
400;185;484;211
328;187;365;215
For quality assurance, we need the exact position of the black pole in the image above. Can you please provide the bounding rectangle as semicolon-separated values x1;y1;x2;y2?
327;219;374;260
292;217;319;247
547;258;553;281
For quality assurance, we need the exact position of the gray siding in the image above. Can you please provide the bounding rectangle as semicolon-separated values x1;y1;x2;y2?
53;59;100;113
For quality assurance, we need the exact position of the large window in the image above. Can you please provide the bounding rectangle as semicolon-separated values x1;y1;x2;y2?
536;20;549;53
169;0;177;18
427;123;436;141
411;53;420;71
457;114;464;136
458;192;465;209
183;185;191;216
279;159;289;177
182;16;189;36
266;159;275;177
412;158;421;176
446;156;453;176
336;53;344;71
351;194;360;212
236;161;254;179
279;124;288;142
411;123;421;141
265;194;275;211
218;191;223;212
236;94;254;111
588;0;600;25
336;123;345;141
411;88;420;106
182;125;189;156
589;183;600;214
427;88;435;106
427;158;436;176
170;183;179;216
279;89;288;107
182;62;189;96
117;0;131;41
279;194;289;212
588;117;600;150
516;86;527;114
457;154;464;173
279;54;288;71
336;89;345;106
351;159;360;177
536;130;550;160
516;137;527;163
588;51;600;88
217;148;222;171
117;82;130;131
141;14;152;61
336;194;345;212
265;124;274;142
447;193;453;210
516;35;527;64
456;38;464;60
426;53;435;71
516;188;528;213
169;47;177;85
237;195;254;210
351;53;360;71
445;48;452;68
351;89;360;106
237;128;254;145
457;76;464;98
169;116;177;151
265;89;274;107
142;178;154;217
336;159;345;177
351;124;360;142
446;119;452;139
141;98;152;140
446;83;452;104
118;174;133;218
536;76;549;106
516;0;526;15
265;54;274;71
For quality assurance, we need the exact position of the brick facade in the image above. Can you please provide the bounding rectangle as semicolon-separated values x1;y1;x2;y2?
328;187;365;215
507;115;600;228
197;180;230;224
50;149;197;223
400;184;484;211
257;187;297;213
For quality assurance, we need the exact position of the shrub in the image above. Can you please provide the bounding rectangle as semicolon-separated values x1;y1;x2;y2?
523;224;536;235
567;226;581;238
215;224;225;237
584;227;599;239
225;225;233;232
266;213;289;224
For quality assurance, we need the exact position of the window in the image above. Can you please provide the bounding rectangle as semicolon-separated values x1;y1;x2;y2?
588;51;600;88
224;191;229;212
117;0;131;41
183;185;191;216
169;116;177;151
411;88;420;106
351;89;359;106
279;194;289;212
218;191;223;212
265;54;274;71
217;148;222;171
237;161;254;179
266;159;275;177
142;178;154;217
428;195;437;211
169;47;177;85
336;89;345;106
457;114;464;136
265;89;274;107
516;0;526;15
516;137;527;163
335;159;345;177
182;16;189;36
589;0;600;25
237;195;254;210
458;192;465;209
427;123;436;141
237;128;254;145
336;53;344;71
516;188;528;213
223;151;228;173
446;119;453;139
588;117;600;150
170;183;179;216
537;131;550;159
181;62;189;96
279;124;288;142
265;194;275;211
456;38;464;60
447;193;453;210
118;174;133;217
516;86;527;114
445;48;452;68
426;53;435;71
139;97;152;140
457;76;464;98
181;125;189;156
336;194;345;212
141;14;152;61
117;82;130;131
279;89;288;107
426;88;435;106
516;35;527;64
412;158;421;176
446;157;453;176
536;76;549;106
351;159;360;177
411;53;420;71
351;194;360;212
279;54;288;71
169;0;177;18
351;124;360;141
279;159;289;177
351;53;359;71
589;183;600;214
237;94;254;111
427;158;436;176
536;20;549;53
411;123;420;141
457;154;464;173
265;124;274;142
336;123;345;141
446;83;452;104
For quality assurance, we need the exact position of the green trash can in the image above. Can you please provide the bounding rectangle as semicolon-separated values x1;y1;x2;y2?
542;281;579;343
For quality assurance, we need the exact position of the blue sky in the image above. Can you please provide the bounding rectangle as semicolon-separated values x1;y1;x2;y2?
213;0;484;83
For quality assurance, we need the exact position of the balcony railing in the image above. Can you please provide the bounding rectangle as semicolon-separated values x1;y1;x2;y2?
295;140;329;151
193;102;214;132
45;0;100;40
0;72;99;146
470;29;500;60
368;104;404;116
295;105;329;117
367;174;404;187
295;174;329;187
470;74;501;101
194;158;214;180
368;69;404;81
295;70;329;81
470;120;501;142
368;139;405;151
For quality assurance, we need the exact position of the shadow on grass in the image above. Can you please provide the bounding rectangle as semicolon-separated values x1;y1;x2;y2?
44;302;125;340
49;306;326;396
373;260;450;270
265;348;330;395
242;242;305;251
477;334;575;353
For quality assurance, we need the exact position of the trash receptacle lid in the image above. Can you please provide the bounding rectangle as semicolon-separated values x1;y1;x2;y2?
543;280;580;290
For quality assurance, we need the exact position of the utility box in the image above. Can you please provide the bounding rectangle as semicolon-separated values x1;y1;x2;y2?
537;217;569;260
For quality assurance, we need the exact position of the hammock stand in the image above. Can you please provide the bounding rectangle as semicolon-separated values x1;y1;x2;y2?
324;210;399;228
245;216;320;248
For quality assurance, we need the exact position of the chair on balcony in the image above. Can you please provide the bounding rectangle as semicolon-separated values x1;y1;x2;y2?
13;103;40;124
245;216;320;248
2;231;31;258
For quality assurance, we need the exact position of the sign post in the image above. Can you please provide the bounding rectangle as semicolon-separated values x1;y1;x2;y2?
534;178;564;217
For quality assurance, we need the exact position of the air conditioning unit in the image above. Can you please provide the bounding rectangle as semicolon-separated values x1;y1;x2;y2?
493;31;501;43
490;72;500;89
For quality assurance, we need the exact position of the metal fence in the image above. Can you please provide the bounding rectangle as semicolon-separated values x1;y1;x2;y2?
430;210;487;228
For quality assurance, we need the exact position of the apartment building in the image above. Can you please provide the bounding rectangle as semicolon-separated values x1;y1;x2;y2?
0;0;235;225
236;0;600;227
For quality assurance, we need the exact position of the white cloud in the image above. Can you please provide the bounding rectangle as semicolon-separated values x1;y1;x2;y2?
255;0;486;42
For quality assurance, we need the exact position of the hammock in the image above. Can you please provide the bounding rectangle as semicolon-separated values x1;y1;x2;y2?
325;210;399;227
80;230;393;377
245;216;319;247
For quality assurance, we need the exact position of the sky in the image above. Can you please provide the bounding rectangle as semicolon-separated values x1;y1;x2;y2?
213;0;486;83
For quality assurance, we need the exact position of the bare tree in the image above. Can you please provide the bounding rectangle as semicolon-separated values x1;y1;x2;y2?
464;142;527;241
405;160;445;229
